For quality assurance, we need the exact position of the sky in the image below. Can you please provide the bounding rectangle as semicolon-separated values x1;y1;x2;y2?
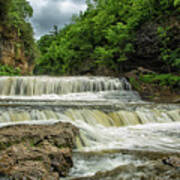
28;0;87;39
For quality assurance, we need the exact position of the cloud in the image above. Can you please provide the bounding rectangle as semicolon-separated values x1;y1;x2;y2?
28;0;87;39
59;0;86;14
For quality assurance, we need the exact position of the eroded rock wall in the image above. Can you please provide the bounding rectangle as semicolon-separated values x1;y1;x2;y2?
0;25;34;74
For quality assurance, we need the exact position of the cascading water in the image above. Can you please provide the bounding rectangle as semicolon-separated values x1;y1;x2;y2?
0;76;131;96
0;76;179;180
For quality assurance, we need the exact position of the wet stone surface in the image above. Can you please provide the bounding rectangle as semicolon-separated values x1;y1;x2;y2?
0;122;79;180
68;153;180;180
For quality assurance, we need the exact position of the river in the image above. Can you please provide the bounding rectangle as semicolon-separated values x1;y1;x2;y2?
0;76;179;180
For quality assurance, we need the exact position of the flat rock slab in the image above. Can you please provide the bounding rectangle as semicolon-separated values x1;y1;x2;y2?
0;122;79;180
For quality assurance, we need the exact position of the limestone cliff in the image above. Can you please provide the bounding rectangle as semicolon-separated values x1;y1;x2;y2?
0;25;34;74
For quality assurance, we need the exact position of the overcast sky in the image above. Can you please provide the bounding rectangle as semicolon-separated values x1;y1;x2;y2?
28;0;87;39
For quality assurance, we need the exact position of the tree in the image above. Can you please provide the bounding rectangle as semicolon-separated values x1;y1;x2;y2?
0;0;37;75
35;0;180;75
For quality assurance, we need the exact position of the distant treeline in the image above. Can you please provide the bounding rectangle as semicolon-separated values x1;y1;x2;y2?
35;0;180;76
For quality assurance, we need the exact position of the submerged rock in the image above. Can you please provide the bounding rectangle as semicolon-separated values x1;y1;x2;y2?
71;157;180;180
162;156;180;168
0;122;79;180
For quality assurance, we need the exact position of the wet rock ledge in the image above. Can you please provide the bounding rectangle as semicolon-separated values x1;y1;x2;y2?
0;122;79;180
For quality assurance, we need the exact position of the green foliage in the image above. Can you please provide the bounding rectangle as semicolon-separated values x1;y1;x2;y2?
0;64;21;76
0;0;33;27
0;0;11;21
139;74;180;88
174;0;180;6
0;0;36;73
157;26;180;72
129;77;141;91
35;0;180;76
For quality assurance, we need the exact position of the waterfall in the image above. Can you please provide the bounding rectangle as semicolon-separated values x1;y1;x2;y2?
0;76;131;96
0;108;179;149
0;76;179;179
0;108;179;125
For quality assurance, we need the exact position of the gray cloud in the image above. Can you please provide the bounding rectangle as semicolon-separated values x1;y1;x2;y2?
28;0;87;39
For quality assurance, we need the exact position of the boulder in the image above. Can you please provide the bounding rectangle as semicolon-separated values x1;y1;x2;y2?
0;122;79;180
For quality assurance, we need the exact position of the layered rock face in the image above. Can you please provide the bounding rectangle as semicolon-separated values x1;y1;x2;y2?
0;122;79;180
0;26;34;74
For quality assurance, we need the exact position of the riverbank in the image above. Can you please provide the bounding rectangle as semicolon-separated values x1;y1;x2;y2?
124;67;180;104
